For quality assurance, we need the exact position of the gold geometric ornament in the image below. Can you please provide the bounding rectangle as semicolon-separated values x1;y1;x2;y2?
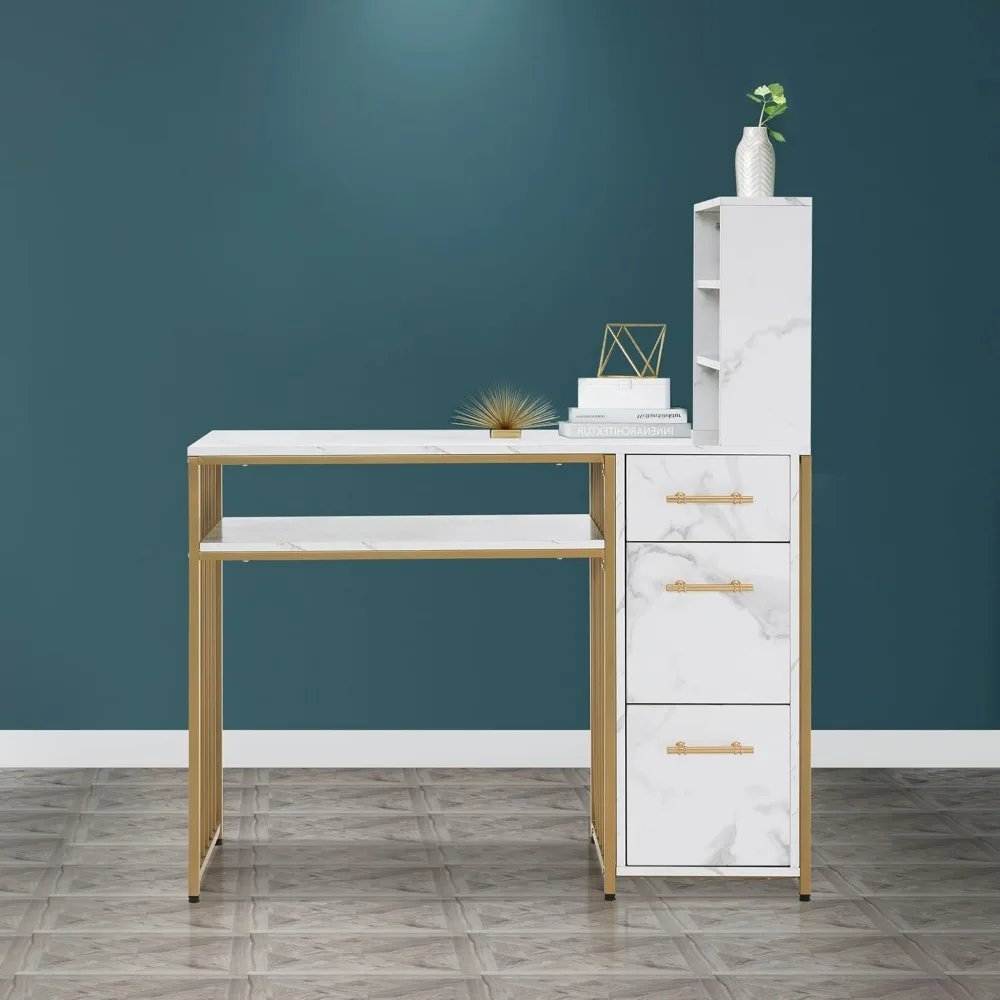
597;323;666;378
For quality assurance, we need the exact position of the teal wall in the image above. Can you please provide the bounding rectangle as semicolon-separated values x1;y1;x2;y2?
1;0;998;731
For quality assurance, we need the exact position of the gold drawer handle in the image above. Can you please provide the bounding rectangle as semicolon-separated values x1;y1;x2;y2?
666;492;754;504
667;741;755;755
665;580;754;593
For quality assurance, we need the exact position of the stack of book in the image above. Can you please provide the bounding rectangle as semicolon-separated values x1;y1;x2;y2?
558;377;692;438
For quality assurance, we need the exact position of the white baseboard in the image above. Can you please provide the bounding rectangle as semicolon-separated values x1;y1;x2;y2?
2;730;999;769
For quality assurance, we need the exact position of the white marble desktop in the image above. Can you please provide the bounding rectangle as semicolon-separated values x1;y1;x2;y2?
200;513;604;554
187;429;805;458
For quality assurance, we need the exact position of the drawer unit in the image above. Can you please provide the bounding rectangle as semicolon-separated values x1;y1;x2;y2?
626;542;790;704
626;455;789;542
626;704;791;867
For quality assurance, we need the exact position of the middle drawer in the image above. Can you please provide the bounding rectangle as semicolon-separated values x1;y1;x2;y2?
626;542;790;704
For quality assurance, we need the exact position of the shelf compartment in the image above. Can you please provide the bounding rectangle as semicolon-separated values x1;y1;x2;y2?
696;356;721;371
200;514;604;560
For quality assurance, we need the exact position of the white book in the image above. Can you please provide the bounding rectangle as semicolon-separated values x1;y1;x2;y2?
558;421;692;438
568;407;687;423
577;377;670;409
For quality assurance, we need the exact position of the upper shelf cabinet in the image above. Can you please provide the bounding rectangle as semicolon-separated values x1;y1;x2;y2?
692;198;812;453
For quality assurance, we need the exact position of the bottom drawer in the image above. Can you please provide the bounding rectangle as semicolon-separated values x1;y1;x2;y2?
626;704;791;867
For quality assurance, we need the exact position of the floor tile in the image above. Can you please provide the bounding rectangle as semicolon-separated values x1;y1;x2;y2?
18;933;247;974
253;865;442;897
447;864;604;897
481;978;716;999
68;812;188;843
7;978;248;999
718;977;956;999
812;812;962;841
49;865;192;897
890;769;1000;787
99;768;190;785
249;897;452;932
955;977;1000;1000
248;978;475;999
832;865;1000;896
813;837;997;865
473;932;692;974
434;814;589;843
260;769;410;785
910;788;1000;811
0;771;95;789
419;769;577;786
645;868;842;898
438;842;596;866
811;786;931;812
456;897;661;932
250;844;436;867
0;791;86;813
908;933;1000;973
664;898;879;932
945;813;1000;836
0;903;41;935
691;933;925;974
870;896;1000;932
249;932;463;974
0;841;62;866
812;769;902;787
0;869;56;899
424;786;587;814
36;897;244;932
255;814;426;842
0;815;74;839
261;788;416;815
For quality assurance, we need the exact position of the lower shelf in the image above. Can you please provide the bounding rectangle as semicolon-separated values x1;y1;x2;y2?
199;513;604;559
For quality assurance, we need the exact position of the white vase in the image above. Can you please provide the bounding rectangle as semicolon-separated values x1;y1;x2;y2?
735;126;775;197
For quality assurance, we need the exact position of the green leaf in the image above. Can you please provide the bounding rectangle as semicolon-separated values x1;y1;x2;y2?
746;93;763;103
773;93;787;105
768;82;784;98
764;104;781;115
768;129;786;142
754;85;771;96
764;104;788;118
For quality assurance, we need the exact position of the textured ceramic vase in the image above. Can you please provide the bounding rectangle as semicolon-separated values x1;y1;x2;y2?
735;126;775;197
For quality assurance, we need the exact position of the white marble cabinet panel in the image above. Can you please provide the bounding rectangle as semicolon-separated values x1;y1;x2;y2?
626;704;791;867
626;455;789;542
626;542;790;704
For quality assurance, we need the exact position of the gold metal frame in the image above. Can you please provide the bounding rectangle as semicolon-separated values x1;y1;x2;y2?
187;451;617;902
799;454;813;901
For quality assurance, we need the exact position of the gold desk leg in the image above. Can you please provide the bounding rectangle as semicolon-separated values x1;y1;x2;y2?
589;464;599;847
189;461;223;903
799;455;812;902
602;454;617;900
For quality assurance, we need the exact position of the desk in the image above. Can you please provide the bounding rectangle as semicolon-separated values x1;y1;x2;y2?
187;429;810;903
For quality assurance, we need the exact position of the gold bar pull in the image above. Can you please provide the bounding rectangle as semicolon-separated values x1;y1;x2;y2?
665;580;753;593
667;741;755;755
666;492;754;504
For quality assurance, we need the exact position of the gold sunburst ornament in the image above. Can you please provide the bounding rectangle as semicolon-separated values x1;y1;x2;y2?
452;382;558;438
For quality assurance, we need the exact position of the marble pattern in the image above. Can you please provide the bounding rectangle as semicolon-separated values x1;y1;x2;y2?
625;454;790;542
625;542;791;704
200;514;604;556
0;765;996;999
187;428;792;458
625;705;791;867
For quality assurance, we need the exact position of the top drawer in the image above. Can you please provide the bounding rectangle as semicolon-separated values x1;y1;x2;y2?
626;455;790;542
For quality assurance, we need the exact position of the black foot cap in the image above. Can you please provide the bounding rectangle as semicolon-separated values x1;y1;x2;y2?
590;833;595;844
189;895;200;904
604;892;616;901
216;838;222;845
799;893;811;902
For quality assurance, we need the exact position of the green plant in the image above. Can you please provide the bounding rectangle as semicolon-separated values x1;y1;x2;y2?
746;83;787;143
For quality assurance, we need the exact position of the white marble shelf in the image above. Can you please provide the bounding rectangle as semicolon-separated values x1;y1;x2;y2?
696;279;720;290
200;514;604;557
695;356;721;371
188;429;801;457
694;196;811;212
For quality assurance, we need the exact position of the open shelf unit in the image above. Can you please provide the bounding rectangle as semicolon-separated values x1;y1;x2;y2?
691;198;812;451
199;513;604;559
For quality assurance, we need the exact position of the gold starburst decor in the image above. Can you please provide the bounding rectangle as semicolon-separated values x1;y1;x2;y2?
597;323;666;377
452;382;558;438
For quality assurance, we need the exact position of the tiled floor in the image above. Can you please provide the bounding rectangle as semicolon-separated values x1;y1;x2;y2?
0;767;999;998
